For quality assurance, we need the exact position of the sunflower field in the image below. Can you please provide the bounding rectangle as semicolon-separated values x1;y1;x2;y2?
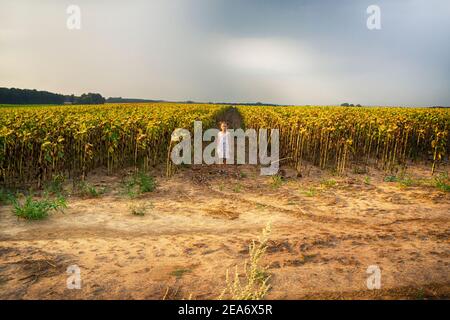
1;103;449;187
238;106;450;174
0;103;227;186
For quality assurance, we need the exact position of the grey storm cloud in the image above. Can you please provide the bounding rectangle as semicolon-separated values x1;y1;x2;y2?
1;0;449;106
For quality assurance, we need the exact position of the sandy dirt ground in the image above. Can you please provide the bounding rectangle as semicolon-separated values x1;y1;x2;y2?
0;163;449;300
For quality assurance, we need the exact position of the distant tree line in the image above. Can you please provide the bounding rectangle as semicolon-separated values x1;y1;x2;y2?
0;88;105;105
106;97;165;103
76;93;105;104
340;102;362;107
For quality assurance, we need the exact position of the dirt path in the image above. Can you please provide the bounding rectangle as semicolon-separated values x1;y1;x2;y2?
0;164;449;299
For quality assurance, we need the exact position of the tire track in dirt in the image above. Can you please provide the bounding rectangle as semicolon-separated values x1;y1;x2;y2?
204;184;450;229
1;164;448;299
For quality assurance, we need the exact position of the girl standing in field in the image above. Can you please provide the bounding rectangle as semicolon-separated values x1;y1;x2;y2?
217;121;231;164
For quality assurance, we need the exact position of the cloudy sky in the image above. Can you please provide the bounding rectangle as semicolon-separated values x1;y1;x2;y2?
1;0;449;106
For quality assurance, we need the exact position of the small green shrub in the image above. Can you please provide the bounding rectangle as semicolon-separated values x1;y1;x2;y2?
353;166;368;174
129;202;153;216
219;223;271;300
170;268;191;278
137;172;156;193
384;174;416;187
270;175;283;189
233;183;242;193
435;172;450;192
12;195;67;220
75;181;106;198
44;174;66;195
320;179;337;188
302;187;317;197
123;179;137;198
239;172;247;179
398;176;415;187
0;188;15;206
384;175;397;182
122;171;156;197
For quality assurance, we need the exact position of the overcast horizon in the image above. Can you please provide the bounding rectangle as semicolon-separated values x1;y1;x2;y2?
1;0;450;106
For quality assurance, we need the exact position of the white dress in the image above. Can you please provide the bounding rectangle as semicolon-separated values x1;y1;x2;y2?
217;131;231;159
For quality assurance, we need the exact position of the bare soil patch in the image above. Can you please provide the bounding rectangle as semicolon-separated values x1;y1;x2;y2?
0;164;449;299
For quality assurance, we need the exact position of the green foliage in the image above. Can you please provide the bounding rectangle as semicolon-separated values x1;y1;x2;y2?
353;166;368;174
434;172;450;192
0;87;66;104
0;188;16;206
384;174;416;188
239;106;449;175
384;175;397;182
416;288;425;300
233;183;242;193
302;187;317;197
76;93;105;105
129;202;153;216
398;176;414;187
44;174;66;195
384;172;449;192
219;224;271;300
75;181;106;198
239;172;247;179
0;104;225;186
137;172;156;193
320;178;337;188
12;195;67;220
270;175;283;189
122;171;156;198
170;268;192;278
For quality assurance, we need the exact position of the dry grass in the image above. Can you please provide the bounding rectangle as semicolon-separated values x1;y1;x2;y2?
219;223;272;300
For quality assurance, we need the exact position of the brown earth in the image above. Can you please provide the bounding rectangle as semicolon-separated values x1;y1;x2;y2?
0;163;449;299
